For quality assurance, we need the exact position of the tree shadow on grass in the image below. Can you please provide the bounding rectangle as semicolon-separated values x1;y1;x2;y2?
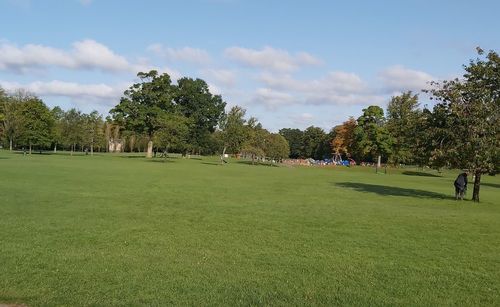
335;182;452;199
402;171;442;178
201;162;221;166
120;155;146;159
146;159;176;163
236;160;280;167
482;182;500;189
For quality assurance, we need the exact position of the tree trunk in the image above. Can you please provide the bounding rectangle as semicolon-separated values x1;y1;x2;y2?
91;142;94;156
29;143;32;155
146;140;153;158
472;171;481;202
377;155;381;168
71;143;75;156
9;138;13;151
54;144;57;153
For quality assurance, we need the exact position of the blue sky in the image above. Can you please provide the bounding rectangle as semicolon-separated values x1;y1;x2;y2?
1;0;499;131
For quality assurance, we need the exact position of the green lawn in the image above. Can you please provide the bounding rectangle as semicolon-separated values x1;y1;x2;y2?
0;150;499;306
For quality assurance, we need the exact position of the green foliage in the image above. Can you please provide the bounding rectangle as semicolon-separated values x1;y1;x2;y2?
62;108;84;151
386;91;421;165
279;128;304;158
241;118;267;163
111;70;176;139
427;48;500;201
220;105;249;155
175;77;226;153
302;126;329;160
17;97;54;150
264;133;290;161
153;113;191;153
354;106;393;162
82;111;106;153
0;90;23;149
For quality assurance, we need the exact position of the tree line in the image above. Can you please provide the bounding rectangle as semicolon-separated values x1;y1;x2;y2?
0;48;498;201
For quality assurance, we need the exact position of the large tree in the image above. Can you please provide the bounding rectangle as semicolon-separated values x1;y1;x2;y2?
219;105;248;161
62;108;84;155
302;126;328;160
427;48;500;202
17;97;54;154
0;89;23;151
111;70;176;158
50;106;65;153
331;117;357;160
153;113;191;157
82;111;105;155
175;77;226;154
386;91;421;165
279;128;304;158
264;133;290;162
354;105;393;165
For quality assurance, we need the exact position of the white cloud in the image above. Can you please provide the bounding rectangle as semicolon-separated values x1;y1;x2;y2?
0;80;126;101
260;71;367;95
291;112;315;125
148;44;211;65
0;40;133;73
251;88;298;108
379;65;435;92
200;69;236;87
225;46;322;72
254;71;378;108
71;40;130;72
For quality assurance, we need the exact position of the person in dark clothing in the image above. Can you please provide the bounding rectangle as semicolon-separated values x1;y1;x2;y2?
454;172;468;200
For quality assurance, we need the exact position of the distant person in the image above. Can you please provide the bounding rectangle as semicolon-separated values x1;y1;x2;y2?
454;172;468;200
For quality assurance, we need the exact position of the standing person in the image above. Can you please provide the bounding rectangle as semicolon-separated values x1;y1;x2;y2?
454;172;468;200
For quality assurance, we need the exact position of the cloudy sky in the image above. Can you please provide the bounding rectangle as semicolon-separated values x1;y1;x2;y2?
1;0;499;131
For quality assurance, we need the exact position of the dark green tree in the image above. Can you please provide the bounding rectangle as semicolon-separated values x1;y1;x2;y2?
427;48;500;202
0;89;23;151
111;70;176;158
50;106;65;153
18;97;54;154
174;78;226;155
386;91;421;165
302;126;328;160
62;108;84;155
264;133;290;162
279;128;304;158
153;113;191;158
354;105;393;165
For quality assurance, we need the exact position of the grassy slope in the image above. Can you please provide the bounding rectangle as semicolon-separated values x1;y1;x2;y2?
0;151;499;306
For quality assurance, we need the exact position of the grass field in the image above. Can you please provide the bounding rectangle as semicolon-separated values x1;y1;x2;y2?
0;150;499;306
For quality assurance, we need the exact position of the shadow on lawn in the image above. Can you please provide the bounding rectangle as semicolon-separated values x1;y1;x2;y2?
236;160;279;167
335;182;452;199
146;158;176;163
201;162;221;166
482;182;500;189
120;155;146;159
402;171;442;178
